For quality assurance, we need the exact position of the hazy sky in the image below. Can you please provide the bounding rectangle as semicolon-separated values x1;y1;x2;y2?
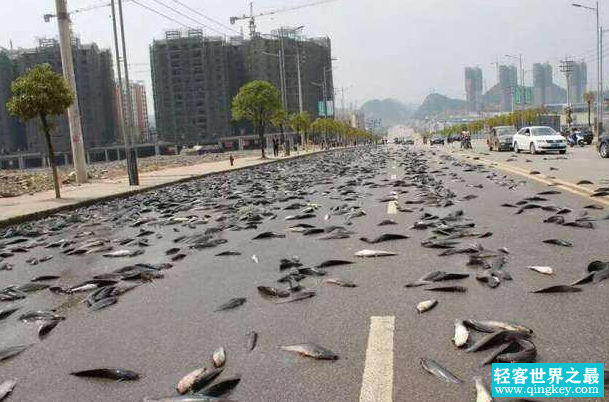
1;0;605;107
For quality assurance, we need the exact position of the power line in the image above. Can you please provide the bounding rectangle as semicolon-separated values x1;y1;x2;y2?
146;0;228;36
129;0;193;29
167;0;239;34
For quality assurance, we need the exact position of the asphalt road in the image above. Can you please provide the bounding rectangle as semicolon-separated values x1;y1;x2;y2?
443;138;609;190
0;145;608;402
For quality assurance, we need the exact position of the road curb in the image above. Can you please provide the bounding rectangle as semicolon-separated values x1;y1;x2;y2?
0;147;354;229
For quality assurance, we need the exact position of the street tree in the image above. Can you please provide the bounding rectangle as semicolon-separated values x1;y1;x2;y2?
7;63;75;199
290;112;312;150
583;91;594;127
232;80;282;159
271;108;290;156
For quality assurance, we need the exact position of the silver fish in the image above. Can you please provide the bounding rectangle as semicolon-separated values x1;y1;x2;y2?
420;358;461;383
280;343;338;360
103;249;144;258
474;376;493;402
416;300;438;314
528;266;553;275
212;347;226;368
354;249;397;257
453;319;469;348
0;379;17;401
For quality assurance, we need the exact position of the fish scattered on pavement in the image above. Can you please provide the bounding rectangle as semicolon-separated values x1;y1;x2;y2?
214;298;246;312
0;379;17;401
528;266;554;275
70;368;140;381
212;347;226;368
531;285;582;293
354;249;397;257
416;300;438;314
280;343;339;360
419;358;462;383
0;345;31;362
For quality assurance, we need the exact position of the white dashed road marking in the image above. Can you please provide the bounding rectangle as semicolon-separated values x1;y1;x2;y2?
359;316;395;402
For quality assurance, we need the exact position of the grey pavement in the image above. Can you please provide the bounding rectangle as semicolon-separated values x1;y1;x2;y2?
0;145;607;402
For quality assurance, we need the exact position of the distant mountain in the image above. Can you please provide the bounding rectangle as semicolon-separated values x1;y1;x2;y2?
360;98;414;126
414;93;467;119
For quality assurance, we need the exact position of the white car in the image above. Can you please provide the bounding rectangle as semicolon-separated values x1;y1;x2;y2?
512;126;567;154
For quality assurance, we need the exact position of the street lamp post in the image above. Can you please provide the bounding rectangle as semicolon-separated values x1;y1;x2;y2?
572;2;601;138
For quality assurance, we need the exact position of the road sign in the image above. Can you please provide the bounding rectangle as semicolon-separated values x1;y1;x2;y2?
514;87;532;105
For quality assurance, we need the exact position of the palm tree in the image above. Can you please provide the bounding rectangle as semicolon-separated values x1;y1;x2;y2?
583;91;594;127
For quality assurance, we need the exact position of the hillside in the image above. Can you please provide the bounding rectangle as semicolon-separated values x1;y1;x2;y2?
360;98;414;126
414;93;467;119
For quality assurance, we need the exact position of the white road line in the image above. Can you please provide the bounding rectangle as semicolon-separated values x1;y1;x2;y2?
387;200;398;215
359;316;395;402
390;174;397;180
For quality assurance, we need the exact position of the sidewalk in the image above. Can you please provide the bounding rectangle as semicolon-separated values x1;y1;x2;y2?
0;148;326;227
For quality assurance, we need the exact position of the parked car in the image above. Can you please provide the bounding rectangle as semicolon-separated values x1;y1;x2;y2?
512;126;567;154
447;134;461;144
404;138;415;145
430;136;445;145
487;126;516;151
571;129;593;145
598;131;609;158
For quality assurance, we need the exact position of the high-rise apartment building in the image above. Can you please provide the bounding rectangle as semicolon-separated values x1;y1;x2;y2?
0;49;26;154
568;61;587;104
7;38;117;154
533;62;553;107
150;28;334;145
498;65;518;112
114;81;150;142
464;67;483;113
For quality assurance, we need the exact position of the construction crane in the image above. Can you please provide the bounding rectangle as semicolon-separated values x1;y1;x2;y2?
230;0;339;38
44;0;132;22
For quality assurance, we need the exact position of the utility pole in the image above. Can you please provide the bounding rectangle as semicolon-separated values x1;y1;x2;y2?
560;58;574;128
110;0;127;172
279;28;288;110
116;0;139;185
296;43;303;113
55;0;88;183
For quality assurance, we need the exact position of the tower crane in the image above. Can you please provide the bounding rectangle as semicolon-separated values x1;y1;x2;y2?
44;0;132;22
230;0;339;38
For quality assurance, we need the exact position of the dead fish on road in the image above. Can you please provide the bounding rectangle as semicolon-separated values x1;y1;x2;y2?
542;239;572;247
473;376;493;402
176;367;223;395
453;320;469;348
354;249;397;257
531;285;582;293
38;320;60;338
419;358;461;383
0;306;21;321
252;232;285;240
212;347;226;368
0;344;31;362
19;310;64;322
198;375;241;398
0;379;16;401
280;343;338;360
360;234;409;244
274;291;316;304
144;394;237;401
528;266;554;275
424;285;467;293
257;286;290;298
245;331;258;351
31;275;61;282
416;299;438;314
215;251;241;256
378;219;397;226
70;368;139;381
323;278;357;288
465;330;531;353
214;298;246;312
103;249;144;258
464;320;533;335
316;259;354;268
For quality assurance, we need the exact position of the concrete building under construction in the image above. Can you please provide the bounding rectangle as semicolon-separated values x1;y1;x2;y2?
150;28;334;145
498;64;518;112
464;67;483;113
3;38;118;154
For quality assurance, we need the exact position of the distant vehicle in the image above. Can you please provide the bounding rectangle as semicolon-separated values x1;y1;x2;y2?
597;131;609;158
447;134;461;144
487;126;516;151
572;128;593;145
512;126;567;154
430;136;445;145
404;138;415;145
566;132;586;148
